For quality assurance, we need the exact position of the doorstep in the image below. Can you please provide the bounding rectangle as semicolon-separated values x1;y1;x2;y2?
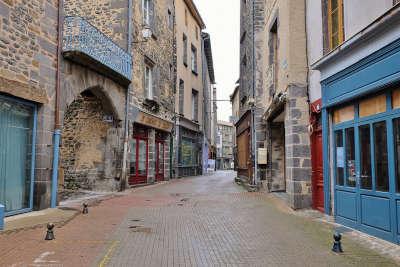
1;208;78;234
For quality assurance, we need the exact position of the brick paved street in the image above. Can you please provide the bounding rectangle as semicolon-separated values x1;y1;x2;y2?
0;171;398;267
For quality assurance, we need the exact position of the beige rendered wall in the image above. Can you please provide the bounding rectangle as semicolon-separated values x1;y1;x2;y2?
175;0;204;126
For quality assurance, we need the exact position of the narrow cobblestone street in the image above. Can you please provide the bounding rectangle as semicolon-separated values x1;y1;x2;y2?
0;171;398;267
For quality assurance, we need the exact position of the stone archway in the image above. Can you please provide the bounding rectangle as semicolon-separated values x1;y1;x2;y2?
60;88;123;196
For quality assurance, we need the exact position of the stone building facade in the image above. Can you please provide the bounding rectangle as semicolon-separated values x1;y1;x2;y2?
0;0;59;213
174;0;206;177
128;0;175;185
237;0;266;185
216;121;234;170
238;0;312;209
60;0;130;195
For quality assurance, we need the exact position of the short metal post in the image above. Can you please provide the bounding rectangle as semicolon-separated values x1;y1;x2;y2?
332;232;343;253
0;204;4;231
45;223;55;240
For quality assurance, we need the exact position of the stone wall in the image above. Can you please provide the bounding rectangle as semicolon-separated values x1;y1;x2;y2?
64;0;129;48
130;0;175;121
60;93;122;194
0;0;59;210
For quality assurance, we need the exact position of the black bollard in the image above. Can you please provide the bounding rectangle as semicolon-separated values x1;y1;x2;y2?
45;223;55;241
332;232;343;253
82;203;88;214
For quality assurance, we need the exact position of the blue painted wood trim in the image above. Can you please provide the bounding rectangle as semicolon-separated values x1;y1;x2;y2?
30;104;37;211
322;108;331;214
0;94;36;216
0;204;4;230
322;37;400;108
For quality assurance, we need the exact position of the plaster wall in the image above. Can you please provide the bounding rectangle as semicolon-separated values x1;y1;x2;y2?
175;0;204;126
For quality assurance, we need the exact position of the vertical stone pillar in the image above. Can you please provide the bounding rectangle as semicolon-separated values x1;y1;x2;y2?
285;85;312;209
148;129;156;184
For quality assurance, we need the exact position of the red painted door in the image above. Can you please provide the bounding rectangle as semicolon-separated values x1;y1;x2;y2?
311;119;324;212
129;136;148;185
155;140;165;182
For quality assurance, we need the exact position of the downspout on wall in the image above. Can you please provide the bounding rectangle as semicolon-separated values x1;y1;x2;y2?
121;0;133;191
51;0;64;208
251;0;258;187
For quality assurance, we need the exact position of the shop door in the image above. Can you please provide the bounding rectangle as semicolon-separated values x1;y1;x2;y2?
0;96;36;215
334;119;398;243
311;122;324;212
129;136;148;185
155;140;165;182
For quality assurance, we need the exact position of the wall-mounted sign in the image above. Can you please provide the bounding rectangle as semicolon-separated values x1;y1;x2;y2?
258;148;268;165
136;111;173;132
336;147;344;168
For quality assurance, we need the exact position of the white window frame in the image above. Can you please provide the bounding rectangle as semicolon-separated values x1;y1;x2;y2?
143;0;151;25
145;64;153;100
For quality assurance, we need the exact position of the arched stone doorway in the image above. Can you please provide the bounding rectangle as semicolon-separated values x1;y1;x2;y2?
60;87;123;197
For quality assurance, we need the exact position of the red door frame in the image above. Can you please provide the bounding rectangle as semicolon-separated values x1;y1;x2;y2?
155;140;165;182
129;134;149;185
310;99;324;212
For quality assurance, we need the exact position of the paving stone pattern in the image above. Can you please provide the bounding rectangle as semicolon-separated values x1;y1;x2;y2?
0;171;398;267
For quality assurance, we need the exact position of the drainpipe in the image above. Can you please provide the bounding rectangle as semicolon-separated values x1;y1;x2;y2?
120;0;133;191
251;0;258;187
51;0;64;208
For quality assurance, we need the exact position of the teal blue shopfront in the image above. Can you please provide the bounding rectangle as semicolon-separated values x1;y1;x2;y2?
322;38;400;244
0;95;37;216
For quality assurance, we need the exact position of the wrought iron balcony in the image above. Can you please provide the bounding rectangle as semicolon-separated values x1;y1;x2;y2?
62;16;132;85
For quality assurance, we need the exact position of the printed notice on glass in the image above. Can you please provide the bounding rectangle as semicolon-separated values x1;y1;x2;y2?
336;147;344;168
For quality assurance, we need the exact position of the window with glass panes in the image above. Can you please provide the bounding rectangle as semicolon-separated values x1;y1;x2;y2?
327;0;344;50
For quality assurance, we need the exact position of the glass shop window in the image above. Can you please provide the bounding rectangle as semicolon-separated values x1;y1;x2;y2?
374;121;389;192
392;89;400;110
345;128;356;187
333;105;354;124
359;125;372;190
359;94;386;118
335;131;344;186
393;118;400;193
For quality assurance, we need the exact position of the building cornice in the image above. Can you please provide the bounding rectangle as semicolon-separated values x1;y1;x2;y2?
183;0;206;29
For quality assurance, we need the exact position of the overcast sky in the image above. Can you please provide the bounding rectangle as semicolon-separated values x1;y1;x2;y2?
194;0;240;122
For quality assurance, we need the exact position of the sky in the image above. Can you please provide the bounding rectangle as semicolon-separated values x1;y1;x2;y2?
193;0;240;122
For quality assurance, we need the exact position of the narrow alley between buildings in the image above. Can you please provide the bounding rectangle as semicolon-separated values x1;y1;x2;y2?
0;171;397;267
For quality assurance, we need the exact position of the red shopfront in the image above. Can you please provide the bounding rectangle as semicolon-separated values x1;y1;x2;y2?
129;126;149;185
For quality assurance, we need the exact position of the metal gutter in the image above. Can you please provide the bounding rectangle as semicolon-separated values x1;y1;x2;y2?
120;0;133;191
50;0;64;208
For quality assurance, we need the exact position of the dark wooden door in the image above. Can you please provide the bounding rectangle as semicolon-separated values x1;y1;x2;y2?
155;140;165;182
311;120;324;212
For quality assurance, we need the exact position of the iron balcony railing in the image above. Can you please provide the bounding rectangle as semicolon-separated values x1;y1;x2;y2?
62;16;132;85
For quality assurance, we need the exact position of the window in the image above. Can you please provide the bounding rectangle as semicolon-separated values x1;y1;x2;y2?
327;0;344;50
144;63;153;100
185;9;188;26
195;26;199;40
179;79;184;114
393;118;400;192
241;54;247;67
181;137;197;166
345;128;356;187
192;89;198;121
269;19;278;96
142;0;153;26
191;45;197;73
359;125;372;190
168;9;173;29
374;121;389;192
183;34;188;66
335;131;344;186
